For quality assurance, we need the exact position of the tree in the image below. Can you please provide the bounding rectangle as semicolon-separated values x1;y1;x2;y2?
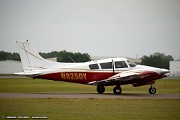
57;50;90;62
0;51;20;61
39;51;58;59
141;52;174;69
11;52;21;61
39;50;91;62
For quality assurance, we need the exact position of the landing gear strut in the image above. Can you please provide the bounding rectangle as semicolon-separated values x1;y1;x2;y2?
149;84;156;94
97;85;105;94
113;84;122;95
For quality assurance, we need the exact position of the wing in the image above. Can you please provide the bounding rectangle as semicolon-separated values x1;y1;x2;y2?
88;70;156;86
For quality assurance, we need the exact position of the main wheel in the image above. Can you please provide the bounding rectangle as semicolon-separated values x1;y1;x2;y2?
149;87;156;94
113;86;122;95
97;85;105;94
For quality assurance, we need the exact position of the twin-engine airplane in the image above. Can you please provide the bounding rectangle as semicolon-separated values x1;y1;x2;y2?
15;40;169;94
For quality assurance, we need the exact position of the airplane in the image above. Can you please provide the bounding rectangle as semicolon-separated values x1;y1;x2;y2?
15;40;169;94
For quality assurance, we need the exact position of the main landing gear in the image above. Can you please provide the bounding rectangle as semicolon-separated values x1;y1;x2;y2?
97;84;157;94
97;84;122;95
149;84;156;94
97;85;105;94
113;84;122;95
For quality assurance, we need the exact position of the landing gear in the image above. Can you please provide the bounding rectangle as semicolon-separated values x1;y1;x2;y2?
149;85;156;94
113;84;122;95
97;85;105;94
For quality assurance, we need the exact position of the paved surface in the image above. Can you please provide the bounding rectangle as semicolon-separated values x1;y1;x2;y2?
0;93;180;99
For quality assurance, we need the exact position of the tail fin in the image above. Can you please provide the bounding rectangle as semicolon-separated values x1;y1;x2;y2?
16;40;58;72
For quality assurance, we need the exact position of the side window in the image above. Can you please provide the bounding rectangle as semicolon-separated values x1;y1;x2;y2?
89;64;99;69
115;61;128;68
100;62;112;69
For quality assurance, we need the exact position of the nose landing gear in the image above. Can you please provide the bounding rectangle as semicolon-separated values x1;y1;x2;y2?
149;84;156;94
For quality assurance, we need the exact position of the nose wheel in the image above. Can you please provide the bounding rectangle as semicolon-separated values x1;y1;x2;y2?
149;85;156;94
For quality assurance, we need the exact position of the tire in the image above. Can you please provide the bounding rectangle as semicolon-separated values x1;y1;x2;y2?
113;86;122;95
97;85;105;94
149;87;156;94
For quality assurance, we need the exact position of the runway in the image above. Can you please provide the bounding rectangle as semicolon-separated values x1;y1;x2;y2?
0;93;180;99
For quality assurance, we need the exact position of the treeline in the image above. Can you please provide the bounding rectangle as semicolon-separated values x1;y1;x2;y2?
141;52;174;70
0;51;20;61
39;50;90;62
0;50;90;62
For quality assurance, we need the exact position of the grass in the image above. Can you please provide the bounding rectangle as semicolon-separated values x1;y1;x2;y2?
0;98;179;120
0;78;179;120
0;78;179;94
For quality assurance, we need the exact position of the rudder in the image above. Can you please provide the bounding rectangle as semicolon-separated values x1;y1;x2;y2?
16;40;56;72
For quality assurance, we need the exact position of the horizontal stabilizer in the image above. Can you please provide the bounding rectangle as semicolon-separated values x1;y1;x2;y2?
14;71;41;76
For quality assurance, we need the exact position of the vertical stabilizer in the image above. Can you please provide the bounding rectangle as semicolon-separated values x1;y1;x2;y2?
16;40;58;72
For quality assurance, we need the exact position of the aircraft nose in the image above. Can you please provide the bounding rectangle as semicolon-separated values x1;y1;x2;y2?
160;68;169;74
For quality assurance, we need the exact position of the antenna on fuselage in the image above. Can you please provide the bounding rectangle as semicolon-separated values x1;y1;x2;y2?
86;54;94;61
68;55;76;63
112;59;115;75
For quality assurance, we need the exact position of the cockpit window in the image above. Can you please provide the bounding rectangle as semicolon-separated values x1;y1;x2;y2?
115;61;128;68
127;60;136;67
100;62;112;69
89;64;99;69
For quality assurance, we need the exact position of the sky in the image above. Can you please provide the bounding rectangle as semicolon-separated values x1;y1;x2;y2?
0;0;180;60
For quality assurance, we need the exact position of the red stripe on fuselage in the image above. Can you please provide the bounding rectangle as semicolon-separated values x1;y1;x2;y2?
36;71;116;84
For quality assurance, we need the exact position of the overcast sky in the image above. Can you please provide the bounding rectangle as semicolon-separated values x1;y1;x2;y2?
0;0;180;59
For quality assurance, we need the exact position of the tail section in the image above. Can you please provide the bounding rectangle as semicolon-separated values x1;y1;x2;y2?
16;40;59;73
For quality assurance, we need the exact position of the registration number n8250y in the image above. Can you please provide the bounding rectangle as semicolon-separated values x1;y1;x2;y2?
60;72;86;80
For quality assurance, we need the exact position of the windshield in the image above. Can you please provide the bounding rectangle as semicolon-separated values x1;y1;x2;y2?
127;60;136;67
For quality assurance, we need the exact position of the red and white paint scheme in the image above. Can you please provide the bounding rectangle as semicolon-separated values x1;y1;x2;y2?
15;40;169;94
